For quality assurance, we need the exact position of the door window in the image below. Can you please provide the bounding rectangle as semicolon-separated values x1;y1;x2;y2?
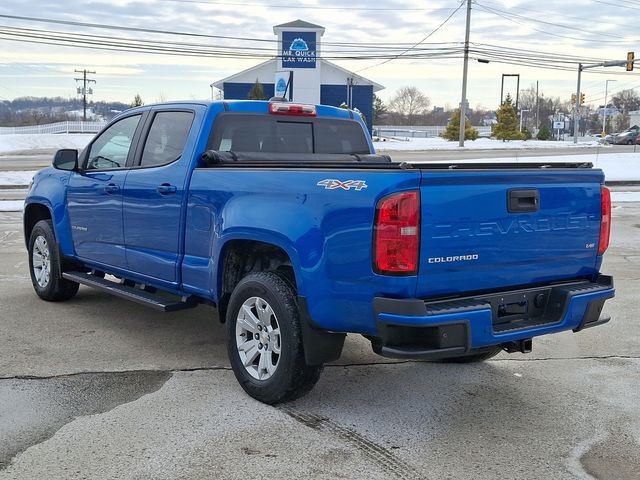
140;111;194;167
86;115;141;170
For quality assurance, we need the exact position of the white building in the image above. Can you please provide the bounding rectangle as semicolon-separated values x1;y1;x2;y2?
211;20;384;127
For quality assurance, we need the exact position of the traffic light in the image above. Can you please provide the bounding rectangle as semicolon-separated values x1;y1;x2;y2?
571;93;576;104
580;93;585;105
627;51;635;71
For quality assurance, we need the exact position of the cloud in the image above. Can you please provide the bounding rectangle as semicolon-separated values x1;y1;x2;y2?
0;0;638;106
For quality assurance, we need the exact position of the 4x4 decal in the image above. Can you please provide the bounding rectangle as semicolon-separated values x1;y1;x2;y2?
317;179;368;191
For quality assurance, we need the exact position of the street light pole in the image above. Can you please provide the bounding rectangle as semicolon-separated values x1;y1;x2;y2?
602;79;616;135
458;0;472;147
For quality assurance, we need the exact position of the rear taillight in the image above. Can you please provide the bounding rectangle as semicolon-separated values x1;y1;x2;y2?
373;191;420;275
598;186;611;255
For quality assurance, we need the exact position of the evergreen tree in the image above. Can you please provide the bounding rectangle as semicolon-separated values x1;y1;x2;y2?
441;108;479;141
536;124;551;140
247;79;266;100
494;94;525;141
131;94;144;107
373;94;387;123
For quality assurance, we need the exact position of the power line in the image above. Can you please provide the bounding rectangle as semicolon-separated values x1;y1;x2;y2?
356;0;466;73
0;23;463;55
0;13;466;49
154;0;456;10
0;27;464;61
475;3;639;44
476;2;632;40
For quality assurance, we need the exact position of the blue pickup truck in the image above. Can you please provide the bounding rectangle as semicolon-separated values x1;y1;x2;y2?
24;100;615;404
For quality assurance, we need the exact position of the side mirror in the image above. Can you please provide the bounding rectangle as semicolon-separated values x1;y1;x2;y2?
53;149;78;171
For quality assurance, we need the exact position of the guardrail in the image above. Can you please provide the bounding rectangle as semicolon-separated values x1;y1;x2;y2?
373;125;492;138
0;121;107;135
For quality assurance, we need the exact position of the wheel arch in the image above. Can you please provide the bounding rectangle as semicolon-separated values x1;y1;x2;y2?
215;237;301;321
23;202;53;249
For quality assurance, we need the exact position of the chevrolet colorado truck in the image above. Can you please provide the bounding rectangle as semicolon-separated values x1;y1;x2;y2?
24;100;615;404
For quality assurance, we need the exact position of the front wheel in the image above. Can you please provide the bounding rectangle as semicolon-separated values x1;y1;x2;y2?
28;220;79;301
226;272;323;404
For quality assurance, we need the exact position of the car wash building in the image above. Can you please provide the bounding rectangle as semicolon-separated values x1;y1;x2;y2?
212;20;383;129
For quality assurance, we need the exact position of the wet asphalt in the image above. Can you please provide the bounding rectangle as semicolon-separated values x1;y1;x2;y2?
0;203;638;479
0;371;171;469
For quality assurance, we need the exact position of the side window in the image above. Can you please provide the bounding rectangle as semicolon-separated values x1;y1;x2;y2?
86;115;141;170
140;111;194;167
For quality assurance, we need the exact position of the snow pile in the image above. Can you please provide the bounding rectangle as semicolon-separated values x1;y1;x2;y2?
0;134;93;154
375;137;603;151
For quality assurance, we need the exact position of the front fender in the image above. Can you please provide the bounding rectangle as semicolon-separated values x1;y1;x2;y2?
24;168;74;255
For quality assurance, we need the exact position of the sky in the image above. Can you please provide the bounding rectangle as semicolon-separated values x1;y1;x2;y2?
0;0;639;110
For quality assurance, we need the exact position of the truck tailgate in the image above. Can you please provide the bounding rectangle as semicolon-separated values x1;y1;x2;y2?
416;168;604;298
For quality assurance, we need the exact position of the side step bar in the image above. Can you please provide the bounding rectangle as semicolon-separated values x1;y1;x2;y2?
62;271;198;312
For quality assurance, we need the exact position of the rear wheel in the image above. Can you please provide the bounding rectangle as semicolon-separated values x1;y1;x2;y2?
28;220;79;301
226;272;322;404
437;346;502;363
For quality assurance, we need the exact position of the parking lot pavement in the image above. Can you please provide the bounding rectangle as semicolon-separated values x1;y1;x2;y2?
0;206;638;479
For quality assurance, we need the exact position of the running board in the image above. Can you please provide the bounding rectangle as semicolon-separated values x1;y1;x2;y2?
62;271;198;312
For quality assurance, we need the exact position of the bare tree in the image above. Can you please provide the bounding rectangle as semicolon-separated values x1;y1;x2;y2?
611;89;640;115
519;84;567;130
611;89;640;130
388;86;431;125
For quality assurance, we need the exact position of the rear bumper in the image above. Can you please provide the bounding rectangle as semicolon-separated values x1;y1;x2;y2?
372;275;615;359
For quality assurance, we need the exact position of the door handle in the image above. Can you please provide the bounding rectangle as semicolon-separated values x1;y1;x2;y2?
157;183;177;195
507;189;539;213
104;183;120;194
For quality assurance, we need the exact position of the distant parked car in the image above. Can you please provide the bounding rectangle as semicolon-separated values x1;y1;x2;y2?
614;131;639;145
604;133;618;144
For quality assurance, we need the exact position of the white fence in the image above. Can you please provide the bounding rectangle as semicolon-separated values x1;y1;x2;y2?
0;121;107;135
373;125;492;138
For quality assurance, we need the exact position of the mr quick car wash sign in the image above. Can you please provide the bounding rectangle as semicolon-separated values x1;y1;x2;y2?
282;32;316;68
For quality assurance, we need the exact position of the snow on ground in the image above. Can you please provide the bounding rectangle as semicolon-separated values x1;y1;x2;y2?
0;171;37;186
0;152;639;187
375;137;603;151
0;200;24;211
0;134;93;154
490;153;639;182
403;152;640;182
611;192;640;202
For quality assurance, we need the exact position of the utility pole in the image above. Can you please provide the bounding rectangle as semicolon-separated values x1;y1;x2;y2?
602;79;616;135
573;64;582;144
74;69;96;121
458;0;472;147
534;80;540;130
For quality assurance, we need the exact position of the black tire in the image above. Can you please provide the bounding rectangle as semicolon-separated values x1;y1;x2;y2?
28;220;79;302
436;346;502;363
226;272;322;404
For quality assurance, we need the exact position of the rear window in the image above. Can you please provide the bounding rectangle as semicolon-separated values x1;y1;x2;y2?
209;114;370;155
